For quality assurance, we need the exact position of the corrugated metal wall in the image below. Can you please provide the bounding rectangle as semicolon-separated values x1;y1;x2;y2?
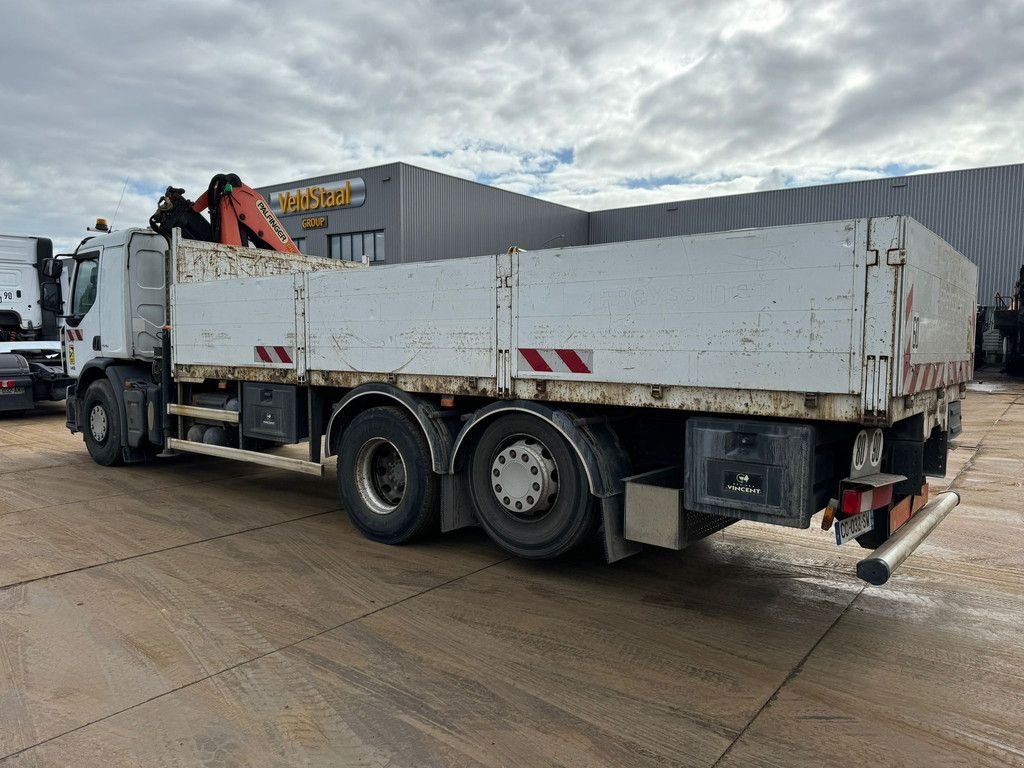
589;164;1024;304
399;165;589;263
260;162;1021;304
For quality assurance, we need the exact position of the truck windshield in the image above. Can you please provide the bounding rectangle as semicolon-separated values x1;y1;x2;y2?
69;255;99;323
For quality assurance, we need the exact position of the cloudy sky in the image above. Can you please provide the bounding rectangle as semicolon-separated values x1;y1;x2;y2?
1;0;1021;252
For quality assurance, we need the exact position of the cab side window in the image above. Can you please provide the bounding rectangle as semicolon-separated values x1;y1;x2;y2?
70;254;99;321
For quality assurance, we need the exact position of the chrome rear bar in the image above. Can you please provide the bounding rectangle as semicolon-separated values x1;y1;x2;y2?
857;490;960;585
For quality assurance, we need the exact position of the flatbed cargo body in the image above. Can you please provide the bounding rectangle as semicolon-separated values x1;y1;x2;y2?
171;216;976;431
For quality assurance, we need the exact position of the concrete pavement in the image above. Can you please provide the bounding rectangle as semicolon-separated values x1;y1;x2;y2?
0;379;1021;767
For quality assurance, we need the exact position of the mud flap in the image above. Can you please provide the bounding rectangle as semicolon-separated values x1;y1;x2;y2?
441;472;477;533
601;494;642;563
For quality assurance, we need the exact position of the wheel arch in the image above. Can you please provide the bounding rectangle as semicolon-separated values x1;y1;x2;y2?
79;359;153;448
325;384;451;474
450;401;626;499
76;358;118;396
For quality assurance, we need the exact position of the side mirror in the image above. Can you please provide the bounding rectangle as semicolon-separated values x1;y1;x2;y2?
41;257;63;280
41;282;63;314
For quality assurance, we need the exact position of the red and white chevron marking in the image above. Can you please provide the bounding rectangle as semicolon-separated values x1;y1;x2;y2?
518;348;593;374
900;285;915;386
254;345;293;364
899;284;974;394
905;358;973;394
65;329;84;341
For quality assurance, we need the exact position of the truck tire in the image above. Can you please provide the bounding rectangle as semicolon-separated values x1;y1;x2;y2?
468;414;596;559
336;406;439;544
82;379;124;466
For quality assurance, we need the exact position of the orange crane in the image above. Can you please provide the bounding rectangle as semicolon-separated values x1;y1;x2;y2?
149;173;299;254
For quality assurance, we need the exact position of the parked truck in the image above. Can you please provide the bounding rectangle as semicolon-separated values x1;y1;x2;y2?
0;234;74;413
993;264;1024;374
50;178;978;584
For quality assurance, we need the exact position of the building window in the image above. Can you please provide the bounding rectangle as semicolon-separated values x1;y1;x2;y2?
293;237;305;253
329;230;385;263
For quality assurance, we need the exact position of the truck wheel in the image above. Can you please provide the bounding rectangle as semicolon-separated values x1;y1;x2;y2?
82;379;123;466
336;407;439;544
468;414;596;559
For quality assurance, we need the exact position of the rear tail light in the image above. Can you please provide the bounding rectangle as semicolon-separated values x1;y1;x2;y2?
0;379;16;389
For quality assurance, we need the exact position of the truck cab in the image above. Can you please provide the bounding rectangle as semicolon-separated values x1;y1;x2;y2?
62;228;167;456
0;234;58;341
0;234;73;412
62;228;166;376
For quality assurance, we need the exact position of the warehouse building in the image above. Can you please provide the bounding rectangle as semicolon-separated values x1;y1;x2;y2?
260;162;1024;304
257;163;588;264
590;163;1024;306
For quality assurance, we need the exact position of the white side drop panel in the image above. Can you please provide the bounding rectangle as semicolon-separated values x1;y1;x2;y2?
514;220;866;394
897;218;978;395
305;255;498;379
172;272;300;371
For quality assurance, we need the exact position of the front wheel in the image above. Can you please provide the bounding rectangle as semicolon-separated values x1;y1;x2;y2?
468;414;596;559
336;407;439;544
82;379;123;466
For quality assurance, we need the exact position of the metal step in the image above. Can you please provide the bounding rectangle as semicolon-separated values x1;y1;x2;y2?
165;437;323;476
167;403;239;423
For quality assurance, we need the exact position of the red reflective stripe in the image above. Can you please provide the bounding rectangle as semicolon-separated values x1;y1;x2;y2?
842;483;895;516
255;346;273;363
274;346;293;364
519;348;552;373
76;329;84;340
873;483;893;509
904;285;914;323
555;349;590;374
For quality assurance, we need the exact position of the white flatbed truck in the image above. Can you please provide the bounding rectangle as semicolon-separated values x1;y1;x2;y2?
55;216;977;583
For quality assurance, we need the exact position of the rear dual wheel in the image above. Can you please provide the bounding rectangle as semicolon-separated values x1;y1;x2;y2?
336;407;439;544
336;407;597;559
468;414;596;559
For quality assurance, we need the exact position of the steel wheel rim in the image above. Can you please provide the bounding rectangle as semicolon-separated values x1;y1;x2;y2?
89;404;108;443
354;437;407;515
489;435;559;520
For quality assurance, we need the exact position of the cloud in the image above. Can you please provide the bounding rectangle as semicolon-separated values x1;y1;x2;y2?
0;0;1021;252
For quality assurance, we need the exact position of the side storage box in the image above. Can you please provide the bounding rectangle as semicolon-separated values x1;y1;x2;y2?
684;418;821;528
623;466;734;549
242;383;307;444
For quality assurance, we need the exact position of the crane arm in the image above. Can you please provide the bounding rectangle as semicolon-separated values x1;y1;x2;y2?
149;173;300;254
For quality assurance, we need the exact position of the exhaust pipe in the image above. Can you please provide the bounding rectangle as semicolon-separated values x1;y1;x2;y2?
857;490;960;585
